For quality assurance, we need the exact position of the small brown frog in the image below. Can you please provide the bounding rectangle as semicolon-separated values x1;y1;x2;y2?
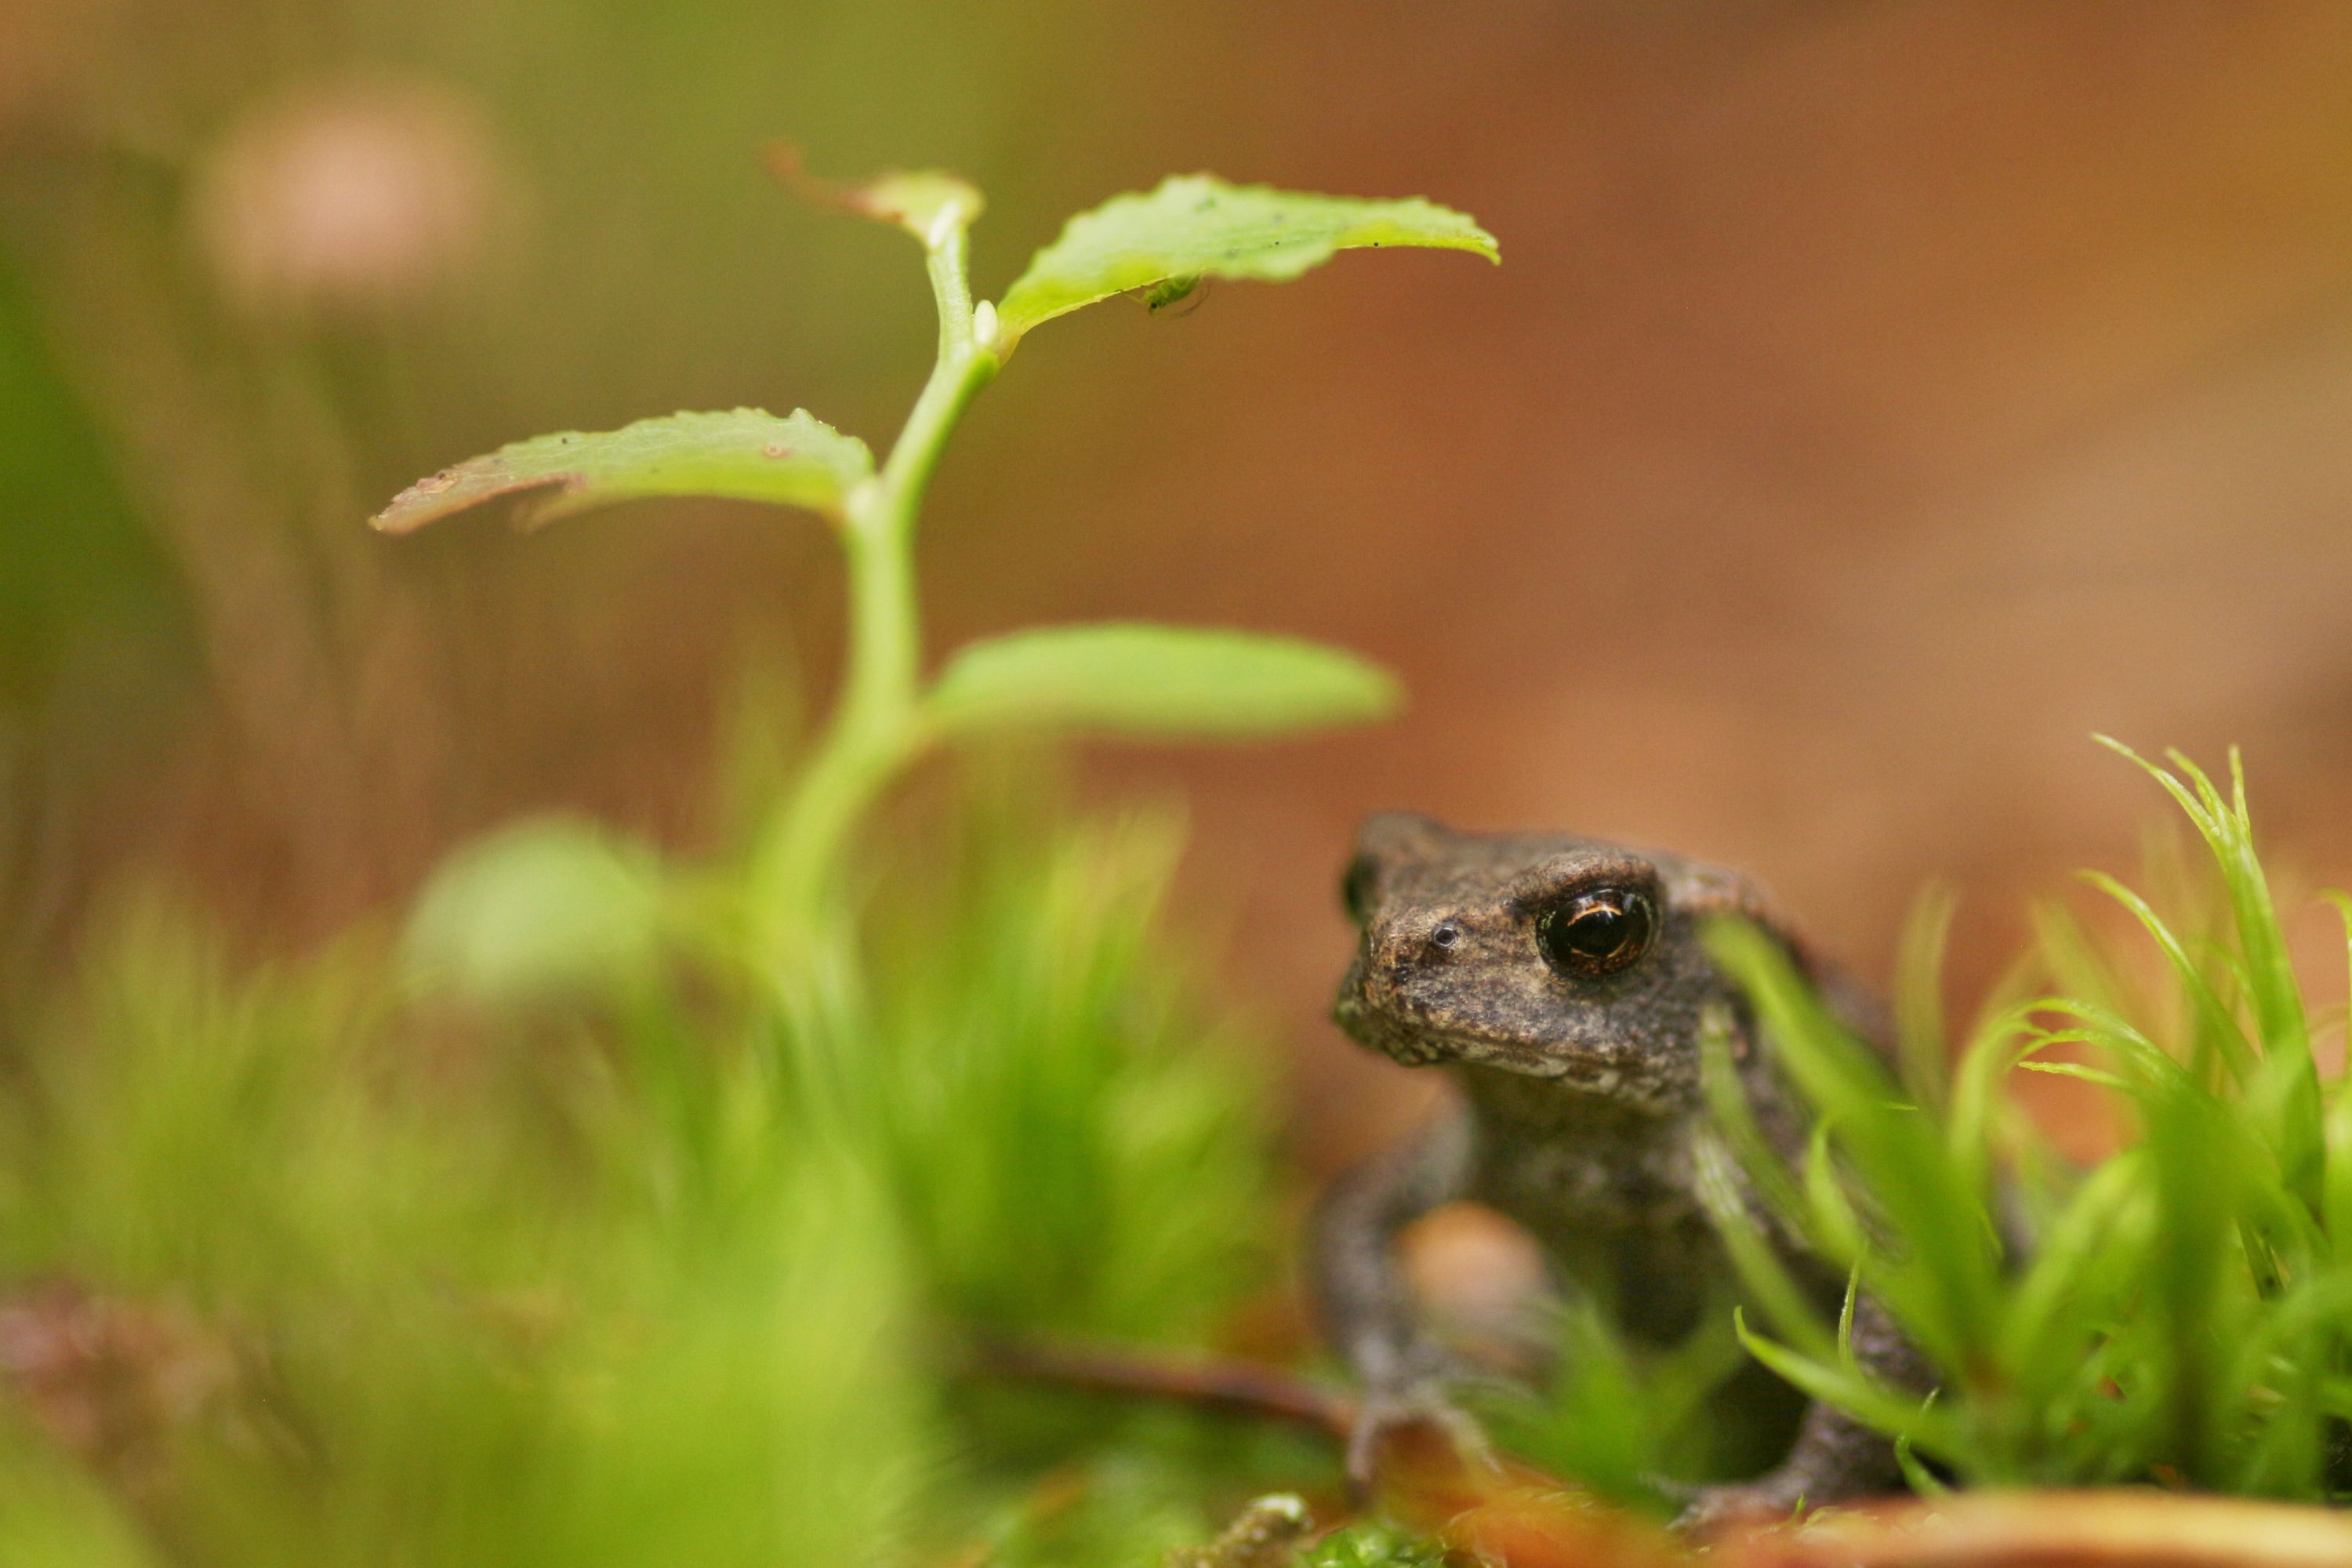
1311;812;1924;1528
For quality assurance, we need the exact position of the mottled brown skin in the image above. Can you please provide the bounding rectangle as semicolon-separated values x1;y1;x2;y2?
1311;812;1925;1529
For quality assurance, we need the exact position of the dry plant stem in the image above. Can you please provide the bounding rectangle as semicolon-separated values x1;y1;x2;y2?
1730;1490;2352;1568
753;215;997;946
967;1334;1357;1440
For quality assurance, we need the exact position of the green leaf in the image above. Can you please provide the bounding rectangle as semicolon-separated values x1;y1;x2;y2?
927;623;1399;741
993;174;1497;348
372;408;873;534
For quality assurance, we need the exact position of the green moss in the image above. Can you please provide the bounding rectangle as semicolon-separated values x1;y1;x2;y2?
1690;745;2352;1501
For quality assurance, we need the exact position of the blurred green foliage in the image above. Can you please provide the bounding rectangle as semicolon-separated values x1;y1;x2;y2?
0;769;1292;1564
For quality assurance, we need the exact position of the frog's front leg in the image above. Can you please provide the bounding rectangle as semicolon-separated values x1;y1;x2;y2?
1308;1111;1479;1497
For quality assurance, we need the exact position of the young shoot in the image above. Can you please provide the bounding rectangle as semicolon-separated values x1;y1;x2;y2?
373;161;1497;963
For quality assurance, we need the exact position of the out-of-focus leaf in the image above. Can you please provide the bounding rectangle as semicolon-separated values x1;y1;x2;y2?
401;816;664;1004
767;144;983;246
993;175;1497;348
927;623;1399;741
371;408;872;533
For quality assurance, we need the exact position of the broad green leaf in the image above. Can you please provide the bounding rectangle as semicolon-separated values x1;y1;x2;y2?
927;623;1399;741
372;408;872;534
993;175;1497;348
767;144;983;247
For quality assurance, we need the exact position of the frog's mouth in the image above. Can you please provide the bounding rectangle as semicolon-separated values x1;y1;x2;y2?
1330;969;1623;1087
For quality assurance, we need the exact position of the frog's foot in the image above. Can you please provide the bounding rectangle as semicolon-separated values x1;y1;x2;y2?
1344;1384;1491;1506
1668;1477;1804;1537
1674;1389;1907;1534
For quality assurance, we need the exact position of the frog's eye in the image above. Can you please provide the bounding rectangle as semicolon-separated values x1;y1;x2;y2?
1536;889;1656;979
1341;855;1377;925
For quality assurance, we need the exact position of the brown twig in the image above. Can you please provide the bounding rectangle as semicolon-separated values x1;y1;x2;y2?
963;1334;1356;1440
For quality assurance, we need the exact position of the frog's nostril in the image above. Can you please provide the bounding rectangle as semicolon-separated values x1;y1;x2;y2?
1373;919;1460;973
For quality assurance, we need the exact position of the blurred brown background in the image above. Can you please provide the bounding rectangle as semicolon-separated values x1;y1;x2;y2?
7;0;2352;1167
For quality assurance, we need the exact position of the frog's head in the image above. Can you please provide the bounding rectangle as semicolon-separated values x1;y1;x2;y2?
1331;812;1777;1111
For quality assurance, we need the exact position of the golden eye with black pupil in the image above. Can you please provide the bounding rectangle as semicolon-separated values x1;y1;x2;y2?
1341;856;1377;925
1536;889;1656;979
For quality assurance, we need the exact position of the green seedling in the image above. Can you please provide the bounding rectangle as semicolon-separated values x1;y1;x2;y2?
375;162;1496;954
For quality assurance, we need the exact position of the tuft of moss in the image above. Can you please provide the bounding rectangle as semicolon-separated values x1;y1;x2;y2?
1689;744;2352;1501
1293;1522;1451;1567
